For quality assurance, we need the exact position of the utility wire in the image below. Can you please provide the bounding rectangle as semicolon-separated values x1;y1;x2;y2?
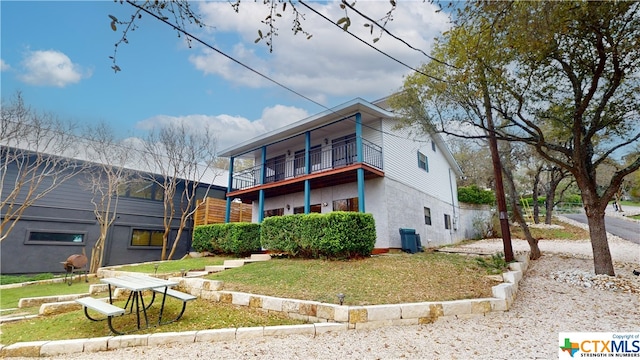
126;1;328;111
339;0;458;69
298;0;446;83
125;1;435;144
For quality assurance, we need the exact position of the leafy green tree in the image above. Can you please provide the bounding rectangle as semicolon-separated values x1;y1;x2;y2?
457;185;494;205
390;2;640;275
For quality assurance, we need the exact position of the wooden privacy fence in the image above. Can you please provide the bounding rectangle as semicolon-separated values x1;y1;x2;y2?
194;198;252;226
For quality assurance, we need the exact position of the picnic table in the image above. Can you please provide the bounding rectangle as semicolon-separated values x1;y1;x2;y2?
76;275;195;335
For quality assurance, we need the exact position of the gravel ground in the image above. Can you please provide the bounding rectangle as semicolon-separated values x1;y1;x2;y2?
8;218;640;360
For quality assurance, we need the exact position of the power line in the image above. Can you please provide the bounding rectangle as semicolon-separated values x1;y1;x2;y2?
125;1;329;111
338;0;457;69
124;1;435;144
298;0;446;83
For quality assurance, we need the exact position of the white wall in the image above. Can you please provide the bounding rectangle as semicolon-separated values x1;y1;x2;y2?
381;177;458;248
380;120;455;204
453;203;493;242
244;116;488;250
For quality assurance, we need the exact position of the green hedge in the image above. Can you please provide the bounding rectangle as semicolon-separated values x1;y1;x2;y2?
192;222;261;257
521;194;582;207
520;196;546;206
458;185;495;205
261;212;376;259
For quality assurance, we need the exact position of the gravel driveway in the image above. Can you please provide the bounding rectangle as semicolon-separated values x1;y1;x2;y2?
9;218;640;360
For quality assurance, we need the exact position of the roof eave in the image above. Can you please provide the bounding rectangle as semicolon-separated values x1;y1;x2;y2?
218;98;395;157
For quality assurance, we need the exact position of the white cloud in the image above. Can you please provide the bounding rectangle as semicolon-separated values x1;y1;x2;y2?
18;50;90;87
0;59;10;71
190;1;450;105
135;104;309;152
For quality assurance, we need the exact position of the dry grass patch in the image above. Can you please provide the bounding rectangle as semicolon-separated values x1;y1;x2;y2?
509;219;590;241
0;296;303;346
208;251;499;305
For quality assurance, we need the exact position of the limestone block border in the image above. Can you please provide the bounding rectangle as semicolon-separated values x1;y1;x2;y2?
1;252;529;358
0;323;348;358
156;250;529;329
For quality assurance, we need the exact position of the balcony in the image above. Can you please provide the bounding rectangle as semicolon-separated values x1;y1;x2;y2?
228;139;384;201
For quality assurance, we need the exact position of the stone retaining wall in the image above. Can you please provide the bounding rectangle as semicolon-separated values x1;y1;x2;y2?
1;252;530;358
171;251;529;330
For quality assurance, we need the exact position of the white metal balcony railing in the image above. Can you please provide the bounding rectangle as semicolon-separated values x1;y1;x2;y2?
232;139;383;191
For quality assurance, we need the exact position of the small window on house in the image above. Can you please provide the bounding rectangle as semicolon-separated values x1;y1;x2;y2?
263;208;284;218
444;214;451;230
432;141;436;152
333;197;359;212
26;231;85;245
418;151;429;172
293;204;322;214
131;229;164;247
424;207;432;226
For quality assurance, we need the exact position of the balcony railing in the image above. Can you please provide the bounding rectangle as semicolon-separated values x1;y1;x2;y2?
232;139;383;191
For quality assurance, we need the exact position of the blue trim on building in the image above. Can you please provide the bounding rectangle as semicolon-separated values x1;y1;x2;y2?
258;189;265;223
225;156;234;223
258;146;267;222
304;131;311;214
355;112;365;212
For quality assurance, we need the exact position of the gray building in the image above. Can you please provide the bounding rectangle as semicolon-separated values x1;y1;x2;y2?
0;149;226;275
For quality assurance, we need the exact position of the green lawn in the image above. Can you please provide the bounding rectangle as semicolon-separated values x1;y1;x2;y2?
208;252;497;305
116;256;231;273
0;252;497;346
0;220;593;347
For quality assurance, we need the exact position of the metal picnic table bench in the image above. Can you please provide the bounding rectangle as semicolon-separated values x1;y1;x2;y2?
75;275;195;335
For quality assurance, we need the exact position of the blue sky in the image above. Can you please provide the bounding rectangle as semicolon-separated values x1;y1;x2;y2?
1;1;450;152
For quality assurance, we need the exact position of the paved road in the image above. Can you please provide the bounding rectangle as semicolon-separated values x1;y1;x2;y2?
563;208;640;244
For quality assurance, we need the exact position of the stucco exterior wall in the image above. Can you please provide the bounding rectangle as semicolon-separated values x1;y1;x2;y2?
454;203;493;242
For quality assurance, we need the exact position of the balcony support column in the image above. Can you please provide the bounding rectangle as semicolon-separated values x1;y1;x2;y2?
225;156;235;223
258;146;267;222
355;113;365;212
258;189;265;223
304;131;311;214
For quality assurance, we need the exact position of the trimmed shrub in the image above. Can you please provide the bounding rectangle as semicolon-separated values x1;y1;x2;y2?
458;185;495;205
192;224;221;253
192;222;261;257
320;212;376;259
261;212;376;259
260;215;308;257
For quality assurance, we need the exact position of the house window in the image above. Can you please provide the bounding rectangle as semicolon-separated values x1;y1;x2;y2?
424;207;432;226
263;208;284;218
265;155;286;183
332;134;357;167
117;179;163;201
432;141;436;152
333;197;359;212
418;151;429;172
293;204;322;214
26;231;85;245
131;229;164;247
444;214;451;230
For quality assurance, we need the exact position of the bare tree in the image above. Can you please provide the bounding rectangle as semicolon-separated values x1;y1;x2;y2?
80;123;134;273
141;123;218;260
1;93;81;242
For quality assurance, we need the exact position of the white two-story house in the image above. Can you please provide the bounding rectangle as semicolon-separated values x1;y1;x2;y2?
218;97;481;253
